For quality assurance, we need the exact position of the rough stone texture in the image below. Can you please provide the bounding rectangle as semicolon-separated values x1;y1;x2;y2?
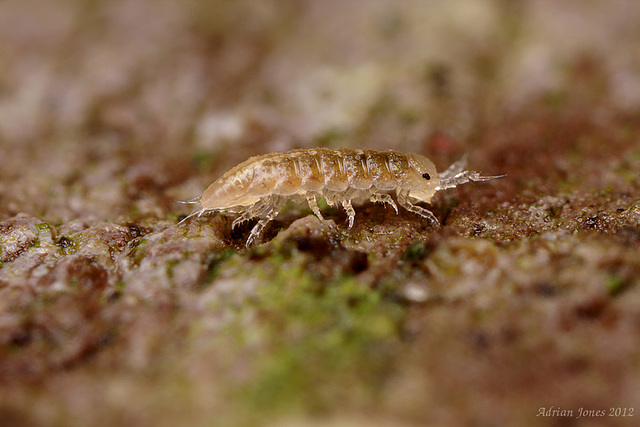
1;1;640;426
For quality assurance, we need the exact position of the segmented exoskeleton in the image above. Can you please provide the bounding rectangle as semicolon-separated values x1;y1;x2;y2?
180;148;502;246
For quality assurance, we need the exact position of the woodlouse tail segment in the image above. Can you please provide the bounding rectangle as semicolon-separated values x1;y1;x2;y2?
177;196;207;225
178;196;202;204
177;208;206;225
436;157;505;191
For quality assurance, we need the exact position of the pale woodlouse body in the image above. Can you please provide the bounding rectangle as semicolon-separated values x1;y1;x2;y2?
181;148;502;246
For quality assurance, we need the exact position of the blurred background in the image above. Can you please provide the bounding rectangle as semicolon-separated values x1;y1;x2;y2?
1;1;640;426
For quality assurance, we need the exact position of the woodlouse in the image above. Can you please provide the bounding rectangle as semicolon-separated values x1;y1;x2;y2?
180;148;502;246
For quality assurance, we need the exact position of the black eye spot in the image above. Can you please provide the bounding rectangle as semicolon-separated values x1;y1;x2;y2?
422;173;431;180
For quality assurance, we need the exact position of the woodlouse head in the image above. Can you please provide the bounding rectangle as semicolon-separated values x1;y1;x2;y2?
406;153;441;203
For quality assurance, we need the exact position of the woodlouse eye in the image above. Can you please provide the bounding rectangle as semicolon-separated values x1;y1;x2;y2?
422;173;431;180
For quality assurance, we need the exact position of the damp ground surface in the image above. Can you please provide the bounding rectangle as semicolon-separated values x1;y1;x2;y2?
1;1;640;426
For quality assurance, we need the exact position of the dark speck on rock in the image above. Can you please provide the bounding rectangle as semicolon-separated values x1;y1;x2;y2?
565;357;589;374
472;223;486;236
293;235;330;254
468;331;490;351
345;251;368;274
574;296;607;320
583;216;599;229
533;282;559;297
127;225;145;239
56;236;73;248
9;330;31;347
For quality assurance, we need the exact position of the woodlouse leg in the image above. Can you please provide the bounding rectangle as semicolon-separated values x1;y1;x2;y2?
232;199;269;230
341;199;356;228
306;195;324;221
324;192;336;207
369;193;398;214
397;191;439;225
245;196;285;247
